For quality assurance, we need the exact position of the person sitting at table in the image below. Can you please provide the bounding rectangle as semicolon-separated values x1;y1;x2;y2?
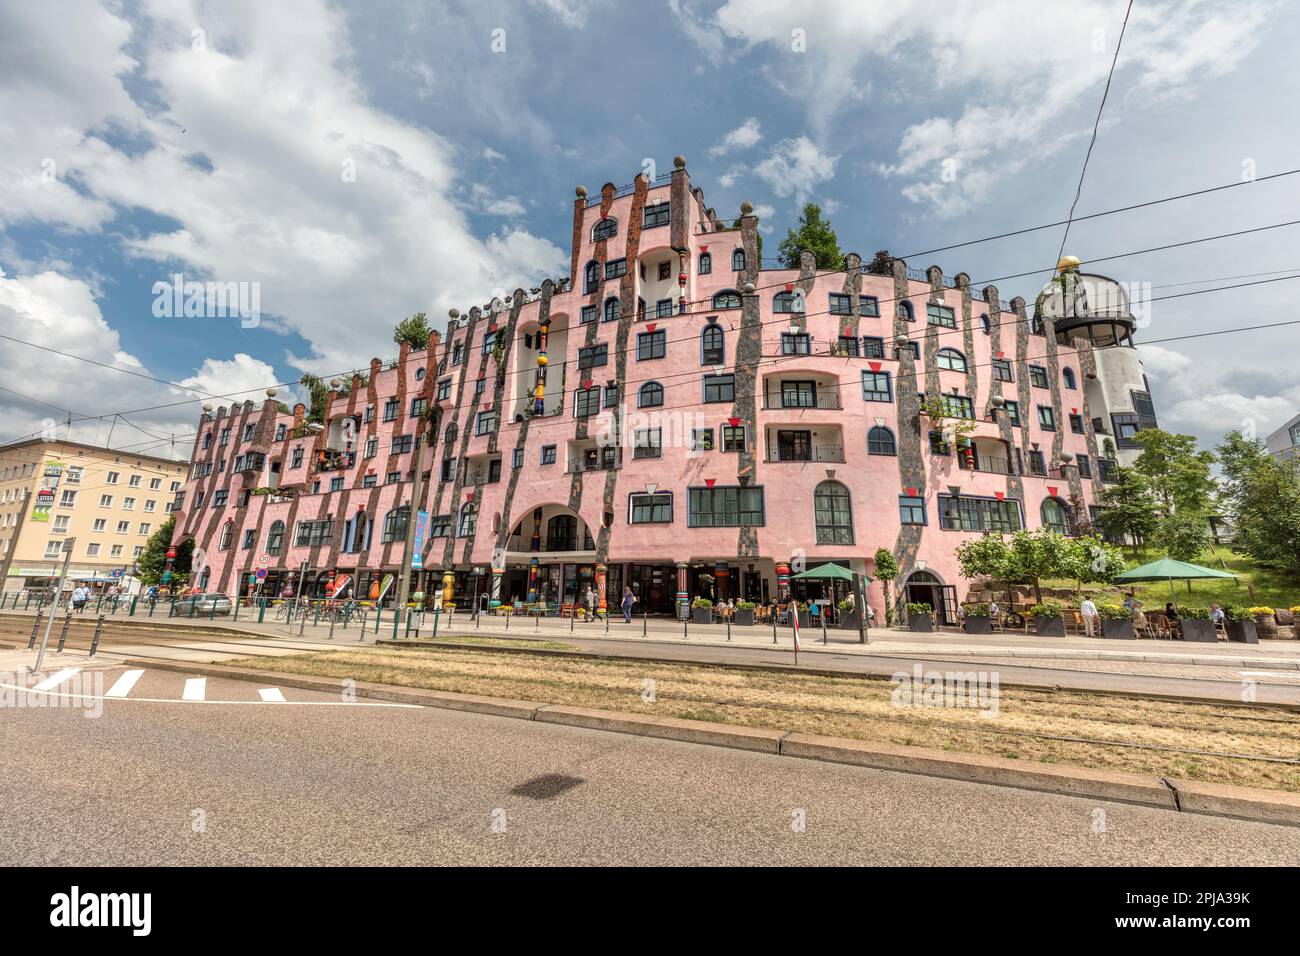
1164;602;1182;638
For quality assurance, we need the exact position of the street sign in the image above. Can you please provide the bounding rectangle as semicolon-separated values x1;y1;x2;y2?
110;568;124;579
248;574;258;585
255;568;268;580
256;553;270;568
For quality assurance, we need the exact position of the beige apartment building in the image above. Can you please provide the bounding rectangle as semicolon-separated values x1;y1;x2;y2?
0;438;189;594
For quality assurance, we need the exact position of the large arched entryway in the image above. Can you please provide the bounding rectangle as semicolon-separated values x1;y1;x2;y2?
902;569;958;626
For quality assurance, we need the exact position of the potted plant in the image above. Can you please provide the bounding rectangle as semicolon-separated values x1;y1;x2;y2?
1178;606;1216;643
836;598;860;630
734;600;756;627
962;602;993;634
1097;603;1134;639
1251;606;1278;640
691;597;713;625
906;602;933;632
795;600;812;628
1224;604;1258;644
1032;602;1067;636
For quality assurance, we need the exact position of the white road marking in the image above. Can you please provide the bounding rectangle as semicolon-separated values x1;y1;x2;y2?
0;677;421;708
30;667;81;692
182;678;206;701
105;669;145;698
258;687;286;702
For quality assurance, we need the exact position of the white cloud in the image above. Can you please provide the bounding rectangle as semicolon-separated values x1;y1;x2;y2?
174;354;287;405
708;118;762;157
481;146;506;162
752;137;838;201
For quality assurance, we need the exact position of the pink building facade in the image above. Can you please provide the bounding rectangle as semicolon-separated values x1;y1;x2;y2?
172;159;1121;624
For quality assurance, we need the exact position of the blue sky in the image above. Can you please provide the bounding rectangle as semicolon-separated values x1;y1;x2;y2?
2;0;1298;459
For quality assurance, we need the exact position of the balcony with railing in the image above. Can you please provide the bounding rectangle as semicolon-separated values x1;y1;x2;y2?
566;447;622;474
760;376;843;411
766;443;845;464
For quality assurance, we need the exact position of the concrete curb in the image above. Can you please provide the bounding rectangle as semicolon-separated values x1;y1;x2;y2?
120;654;1300;827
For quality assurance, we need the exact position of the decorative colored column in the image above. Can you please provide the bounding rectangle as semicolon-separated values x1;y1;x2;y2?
526;557;539;603
595;562;607;616
161;545;177;587
675;561;689;619
776;561;791;602
534;316;550;416
714;562;730;603
490;560;504;609
441;570;455;606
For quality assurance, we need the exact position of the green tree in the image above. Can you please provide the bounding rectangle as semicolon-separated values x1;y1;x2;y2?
1153;509;1213;562
1093;466;1158;554
1061;536;1127;589
1217;430;1300;578
136;516;192;586
954;534;1014;604
778;203;844;270
1005;528;1075;605
1130;428;1216;515
393;312;432;350
298;373;328;424
872;548;899;624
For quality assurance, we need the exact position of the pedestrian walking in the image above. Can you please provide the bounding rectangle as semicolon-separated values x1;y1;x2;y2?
1080;593;1099;637
70;585;89;614
584;585;597;623
621;586;635;624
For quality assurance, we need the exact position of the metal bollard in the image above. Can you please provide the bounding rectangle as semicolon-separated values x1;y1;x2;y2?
313;602;321;627
727;620;732;642
28;607;44;650
534;613;539;630
403;609;411;639
772;618;777;645
330;611;337;640
56;612;72;653
569;612;574;633
430;607;440;640
391;610;399;640
373;606;381;636
642;611;647;638
257;599;265;624
683;615;688;639
822;617;828;645
129;595;138;616
299;606;307;636
89;614;105;658
233;597;240;622
604;612;609;636
505;613;509;630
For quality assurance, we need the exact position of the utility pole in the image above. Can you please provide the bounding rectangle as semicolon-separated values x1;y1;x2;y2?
33;537;75;674
394;416;429;624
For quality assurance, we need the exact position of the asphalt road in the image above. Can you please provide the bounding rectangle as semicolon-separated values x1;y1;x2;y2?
3;663;1299;866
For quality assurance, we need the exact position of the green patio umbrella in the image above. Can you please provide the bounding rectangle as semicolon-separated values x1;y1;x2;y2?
790;563;864;582
1113;557;1235;599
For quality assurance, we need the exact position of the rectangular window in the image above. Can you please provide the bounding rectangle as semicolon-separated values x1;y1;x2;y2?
1029;365;1049;389
654;298;674;318
212;490;228;507
1004;400;1021;426
828;293;852;315
781;333;811;355
242;424;256;442
106;471;120;484
574;387;601;417
383;398;400;421
632;428;662;459
410;397;427;418
291;447;304;468
1076;454;1092;479
364;436;378;458
657;261;672;281
1069;413;1085;434
329;477;344;492
429;515;452;537
860;295;880;317
938;495;1023;532
899;495;927;525
92;518;106;532
512;447;524;469
363;404;374;423
100;494;113;507
578;344;608;368
242;529;256;549
781;380;816;408
604;257;628;279
475;411;498;435
128;474;142;488
691;428;714;452
451;342;465;365
391;434;414;454
295;520;334;547
687;486;765;527
275;424;287;441
862;336;885;359
927;304;956;328
116;520;130;533
835;335;860;357
992;359;1013;382
122;497;136;510
603;385;619;408
703;374;735;403
1037;405;1056;431
643;203;670;228
1131;389;1158;430
580;305;597;325
1027;450;1047;475
862;371;893;403
722;425;745;452
386;471;402;484
541;445;557;465
86;543;100;557
362;474;377;488
437;378;452;401
630;493;673;524
637;330;666;360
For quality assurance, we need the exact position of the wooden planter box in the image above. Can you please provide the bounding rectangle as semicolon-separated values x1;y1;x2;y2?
734;609;755;627
908;612;933;633
838;610;860;630
964;615;992;634
797;610;812;629
1180;619;1217;643
1227;620;1258;644
691;607;712;625
1101;619;1135;640
1034;615;1066;636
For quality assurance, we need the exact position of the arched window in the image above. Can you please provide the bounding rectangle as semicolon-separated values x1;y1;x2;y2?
584;261;600;293
546;514;577;551
897;300;914;321
732;249;746;271
638;382;664;408
814;480;854;545
219;521;234;550
382;506;410;543
937;348;967;372
445;422;458;445
1062;367;1077;389
773;291;799;314
867;426;897;456
347;511;369;552
701;323;725;365
603;296;621;322
592;217;617;241
698;252;712;275
1040;498;1070;535
712;289;741;309
980;315;991;335
266;520;285;556
457;502;477;538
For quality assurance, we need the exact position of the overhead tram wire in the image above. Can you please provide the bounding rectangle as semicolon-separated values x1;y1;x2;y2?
1055;0;1135;267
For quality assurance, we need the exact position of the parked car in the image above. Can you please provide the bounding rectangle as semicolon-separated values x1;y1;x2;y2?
173;593;233;616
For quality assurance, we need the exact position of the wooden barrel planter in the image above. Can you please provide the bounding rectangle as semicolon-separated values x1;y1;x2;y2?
1255;614;1279;640
1180;619;1217;643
